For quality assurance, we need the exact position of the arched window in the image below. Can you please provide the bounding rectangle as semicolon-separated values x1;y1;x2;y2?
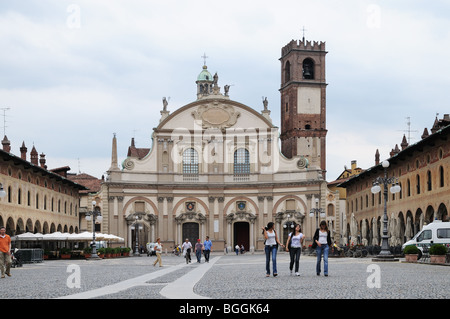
416;175;421;195
399;182;403;199
302;58;314;79
284;61;291;82
327;204;334;217
234;148;250;174
427;170;432;191
182;148;199;175
407;179;411;196
439;166;444;187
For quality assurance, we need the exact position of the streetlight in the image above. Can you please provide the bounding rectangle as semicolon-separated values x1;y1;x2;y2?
283;214;295;231
132;215;141;256
371;160;401;262
310;197;325;229
283;214;295;247
85;200;103;260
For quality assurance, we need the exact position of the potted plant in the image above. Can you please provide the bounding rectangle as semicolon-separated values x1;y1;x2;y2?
60;247;71;259
403;245;420;263
83;247;92;258
113;247;121;257
121;247;131;257
429;244;447;264
105;247;113;258
43;249;51;260
97;247;105;258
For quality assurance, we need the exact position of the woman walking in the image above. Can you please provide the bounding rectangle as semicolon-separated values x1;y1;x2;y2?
262;222;284;277
153;238;163;267
313;220;332;276
285;223;304;276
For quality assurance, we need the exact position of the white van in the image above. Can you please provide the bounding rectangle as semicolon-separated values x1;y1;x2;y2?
402;220;450;258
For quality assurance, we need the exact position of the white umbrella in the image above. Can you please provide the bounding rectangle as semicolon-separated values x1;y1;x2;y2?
104;234;124;242
69;231;94;241
42;232;69;241
13;232;44;241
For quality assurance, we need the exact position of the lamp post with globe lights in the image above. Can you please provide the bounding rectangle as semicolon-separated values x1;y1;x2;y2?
85;201;103;259
283;213;295;246
132;215;141;256
310;197;325;229
371;160;401;261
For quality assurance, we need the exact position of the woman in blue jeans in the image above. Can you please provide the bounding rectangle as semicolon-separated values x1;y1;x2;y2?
313;221;332;276
285;223;304;276
262;222;285;277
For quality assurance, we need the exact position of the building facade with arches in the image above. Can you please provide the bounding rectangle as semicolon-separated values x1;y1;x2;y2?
339;115;450;247
97;38;341;252
0;140;86;237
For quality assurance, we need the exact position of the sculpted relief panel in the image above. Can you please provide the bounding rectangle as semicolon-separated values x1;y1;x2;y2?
192;103;240;129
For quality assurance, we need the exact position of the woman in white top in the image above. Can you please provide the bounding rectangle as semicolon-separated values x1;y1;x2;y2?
153;237;163;267
313;220;331;276
262;222;285;277
285;224;304;276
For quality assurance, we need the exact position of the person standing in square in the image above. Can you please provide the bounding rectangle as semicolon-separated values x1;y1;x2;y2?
203;236;212;263
0;226;11;278
153;238;163;267
195;239;204;263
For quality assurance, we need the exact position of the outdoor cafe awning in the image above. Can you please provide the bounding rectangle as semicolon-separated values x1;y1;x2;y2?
13;231;124;242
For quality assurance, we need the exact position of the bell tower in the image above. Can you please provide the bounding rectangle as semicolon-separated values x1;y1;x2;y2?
279;37;328;178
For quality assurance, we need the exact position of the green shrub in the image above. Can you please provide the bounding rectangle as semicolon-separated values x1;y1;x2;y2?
60;247;71;254
403;245;420;254
429;244;448;255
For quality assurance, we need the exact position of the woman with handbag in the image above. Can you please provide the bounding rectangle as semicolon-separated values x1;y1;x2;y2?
312;220;332;276
262;222;284;277
285;223;304;276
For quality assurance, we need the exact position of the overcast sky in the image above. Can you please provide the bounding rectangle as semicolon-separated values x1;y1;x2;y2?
0;1;449;181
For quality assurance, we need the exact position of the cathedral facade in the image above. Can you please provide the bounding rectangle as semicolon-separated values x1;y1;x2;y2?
96;38;340;252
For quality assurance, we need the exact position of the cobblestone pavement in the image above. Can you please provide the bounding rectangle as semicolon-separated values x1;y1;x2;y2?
1;252;448;300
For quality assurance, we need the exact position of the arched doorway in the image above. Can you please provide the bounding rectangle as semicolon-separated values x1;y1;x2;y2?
425;205;434;223
437;203;448;221
183;222;199;245
233;222;249;253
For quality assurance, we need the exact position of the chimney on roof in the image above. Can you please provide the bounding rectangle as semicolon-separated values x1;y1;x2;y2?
351;160;357;172
421;127;429;140
2;136;11;153
431;117;439;134
375;149;380;166
30;146;38;165
401;135;408;150
39;153;47;169
20;142;27;160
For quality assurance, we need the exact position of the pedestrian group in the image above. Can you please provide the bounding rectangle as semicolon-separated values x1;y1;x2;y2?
152;220;331;278
262;220;331;278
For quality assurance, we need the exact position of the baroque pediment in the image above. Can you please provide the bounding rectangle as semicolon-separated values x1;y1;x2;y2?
192;102;240;129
